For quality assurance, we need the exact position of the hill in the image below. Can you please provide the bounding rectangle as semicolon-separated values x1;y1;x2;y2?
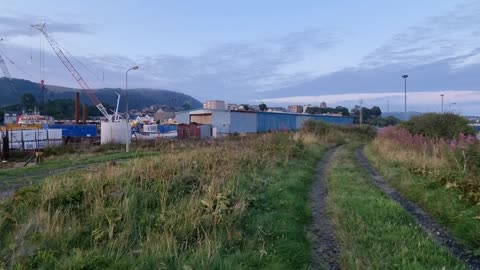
0;78;202;111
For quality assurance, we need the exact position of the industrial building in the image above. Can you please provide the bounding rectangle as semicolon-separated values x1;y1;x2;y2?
175;109;353;136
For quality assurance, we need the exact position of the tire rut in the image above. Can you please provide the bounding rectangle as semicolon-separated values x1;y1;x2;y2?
356;146;480;270
310;147;340;270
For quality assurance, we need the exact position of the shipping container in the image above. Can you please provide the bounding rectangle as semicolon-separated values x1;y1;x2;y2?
44;124;97;137
177;124;212;139
158;125;177;133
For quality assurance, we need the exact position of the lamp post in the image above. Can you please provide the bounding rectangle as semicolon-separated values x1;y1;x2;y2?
402;75;408;113
449;102;456;112
125;65;139;153
440;94;444;113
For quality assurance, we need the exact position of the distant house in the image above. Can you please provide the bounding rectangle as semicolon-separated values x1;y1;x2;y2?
203;100;226;110
288;105;303;113
154;109;175;123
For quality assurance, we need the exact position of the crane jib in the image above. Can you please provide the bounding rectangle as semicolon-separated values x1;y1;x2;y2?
32;24;114;122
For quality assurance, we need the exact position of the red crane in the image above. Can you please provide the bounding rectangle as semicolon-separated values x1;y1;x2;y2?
31;23;114;121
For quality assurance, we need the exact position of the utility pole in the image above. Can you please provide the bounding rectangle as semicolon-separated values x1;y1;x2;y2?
402;75;408;113
125;66;139;153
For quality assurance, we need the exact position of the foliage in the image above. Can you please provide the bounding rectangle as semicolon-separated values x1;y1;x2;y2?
21;93;37;111
258;103;268;112
373;126;480;204
299;120;375;145
305;106;350;116
400;113;477;140
367;116;401;127
350;105;382;124
0;133;325;269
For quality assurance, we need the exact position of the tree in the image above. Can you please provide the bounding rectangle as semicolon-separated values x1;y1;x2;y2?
259;103;268;112
241;104;250;111
182;102;192;111
370;106;382;117
21;93;37;111
334;106;350;116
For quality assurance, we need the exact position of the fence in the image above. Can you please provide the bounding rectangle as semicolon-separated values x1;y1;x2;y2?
0;129;63;152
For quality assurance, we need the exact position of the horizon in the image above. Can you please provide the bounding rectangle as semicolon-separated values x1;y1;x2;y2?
1;1;479;115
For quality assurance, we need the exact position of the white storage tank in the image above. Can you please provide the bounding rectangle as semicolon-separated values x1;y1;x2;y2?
101;121;131;145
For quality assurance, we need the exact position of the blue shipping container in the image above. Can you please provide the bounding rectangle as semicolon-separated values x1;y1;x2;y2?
44;124;97;137
158;125;177;133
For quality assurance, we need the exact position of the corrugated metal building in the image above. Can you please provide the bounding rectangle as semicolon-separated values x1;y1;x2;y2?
175;109;353;135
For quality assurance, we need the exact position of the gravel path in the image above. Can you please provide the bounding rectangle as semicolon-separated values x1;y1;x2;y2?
356;146;480;270
310;147;340;270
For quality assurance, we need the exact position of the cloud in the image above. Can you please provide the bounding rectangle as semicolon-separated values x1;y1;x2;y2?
259;90;480;105
0;14;92;38
361;1;480;68
258;90;480;114
1;26;338;102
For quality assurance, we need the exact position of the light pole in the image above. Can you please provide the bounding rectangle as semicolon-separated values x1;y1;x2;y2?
402;75;408;113
125;65;139;153
449;102;456;112
440;94;444;113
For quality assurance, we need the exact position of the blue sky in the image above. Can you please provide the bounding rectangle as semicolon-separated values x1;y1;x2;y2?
1;0;479;114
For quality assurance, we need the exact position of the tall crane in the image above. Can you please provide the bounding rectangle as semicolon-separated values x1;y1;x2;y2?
0;39;20;110
31;23;115;122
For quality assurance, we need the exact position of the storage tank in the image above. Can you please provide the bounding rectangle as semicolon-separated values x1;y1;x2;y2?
101;121;131;144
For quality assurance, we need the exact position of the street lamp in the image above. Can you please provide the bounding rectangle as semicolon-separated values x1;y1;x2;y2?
440;94;444;113
449;102;456;112
125;65;139;153
402;75;408;113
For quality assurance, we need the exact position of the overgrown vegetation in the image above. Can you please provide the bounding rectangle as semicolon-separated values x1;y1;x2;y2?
0;124;356;269
327;145;466;269
366;113;480;253
400;113;477;139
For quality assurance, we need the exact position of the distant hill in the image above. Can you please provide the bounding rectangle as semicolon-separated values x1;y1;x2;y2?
0;77;202;111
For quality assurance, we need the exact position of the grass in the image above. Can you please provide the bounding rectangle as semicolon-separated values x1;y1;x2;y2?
0;132;328;269
326;144;466;269
365;143;480;254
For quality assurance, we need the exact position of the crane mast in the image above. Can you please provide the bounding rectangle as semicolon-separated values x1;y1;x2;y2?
31;23;113;122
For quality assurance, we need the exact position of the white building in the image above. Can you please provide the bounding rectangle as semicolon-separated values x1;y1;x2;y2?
203;100;226;110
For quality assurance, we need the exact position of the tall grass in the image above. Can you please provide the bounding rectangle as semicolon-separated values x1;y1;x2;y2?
0;133;308;269
371;126;480;203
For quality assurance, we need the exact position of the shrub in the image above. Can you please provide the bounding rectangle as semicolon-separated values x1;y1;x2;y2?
400;113;477;140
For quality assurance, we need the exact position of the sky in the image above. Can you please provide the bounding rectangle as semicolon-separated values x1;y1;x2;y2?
0;0;479;115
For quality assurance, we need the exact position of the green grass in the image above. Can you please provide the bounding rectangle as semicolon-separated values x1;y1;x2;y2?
326;145;466;269
365;144;480;254
0;133;327;269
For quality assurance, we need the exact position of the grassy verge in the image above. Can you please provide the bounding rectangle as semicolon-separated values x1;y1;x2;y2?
327;144;466;269
0;133;325;269
365;144;480;254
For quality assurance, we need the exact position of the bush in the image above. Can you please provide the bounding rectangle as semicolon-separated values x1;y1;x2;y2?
400;113;477;140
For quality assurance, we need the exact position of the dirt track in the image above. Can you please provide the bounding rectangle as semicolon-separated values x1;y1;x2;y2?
310;147;340;270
